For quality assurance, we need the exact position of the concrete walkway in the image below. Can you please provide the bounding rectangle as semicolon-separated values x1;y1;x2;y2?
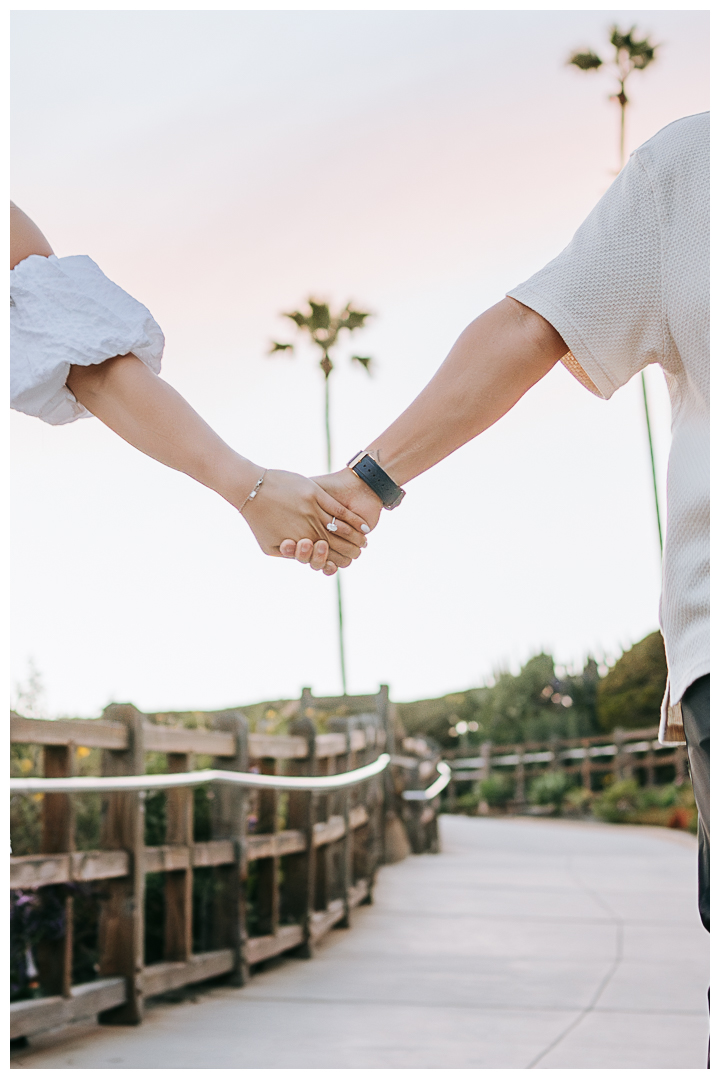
12;816;709;1070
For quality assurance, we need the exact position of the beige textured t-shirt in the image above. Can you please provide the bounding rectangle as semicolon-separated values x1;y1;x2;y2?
508;112;709;744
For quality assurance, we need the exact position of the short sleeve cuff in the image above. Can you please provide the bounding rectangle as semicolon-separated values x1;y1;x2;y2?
507;284;617;401
10;254;165;426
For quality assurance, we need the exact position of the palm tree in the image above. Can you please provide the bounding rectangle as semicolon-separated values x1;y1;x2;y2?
270;299;373;694
568;25;664;561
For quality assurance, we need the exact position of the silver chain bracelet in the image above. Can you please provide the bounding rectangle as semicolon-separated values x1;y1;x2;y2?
239;469;267;514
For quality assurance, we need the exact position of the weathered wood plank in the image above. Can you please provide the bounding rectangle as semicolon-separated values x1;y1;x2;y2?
316;733;348;758
348;878;369;909
10;849;130;889
349;803;369;830
309;898;346;943
145;845;191;873
246;830;305;861
192;839;235;868
143;726;236;757
350;728;368;751
10;714;129;750
248;733;308;760
10;977;127;1040
141;950;235;999
246;924;304;966
313;814;346;848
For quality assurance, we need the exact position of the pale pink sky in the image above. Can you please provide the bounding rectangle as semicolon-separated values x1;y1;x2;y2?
11;10;710;717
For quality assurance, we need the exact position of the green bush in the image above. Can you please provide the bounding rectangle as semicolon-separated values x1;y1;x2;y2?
528;771;573;811
592;779;641;823
454;789;482;814
479;774;514;807
563;785;594;814
636;783;679;810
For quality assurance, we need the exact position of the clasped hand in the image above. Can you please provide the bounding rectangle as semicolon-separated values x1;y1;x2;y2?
241;468;381;576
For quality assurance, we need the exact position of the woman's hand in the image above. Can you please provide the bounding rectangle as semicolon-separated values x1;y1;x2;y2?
241;469;369;569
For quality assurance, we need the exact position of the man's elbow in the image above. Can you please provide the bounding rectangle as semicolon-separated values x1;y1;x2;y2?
504;296;568;363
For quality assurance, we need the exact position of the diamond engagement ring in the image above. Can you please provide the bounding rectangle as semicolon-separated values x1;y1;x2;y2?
327;517;338;533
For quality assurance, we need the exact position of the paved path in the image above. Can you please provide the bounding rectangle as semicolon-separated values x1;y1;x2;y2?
12;816;708;1069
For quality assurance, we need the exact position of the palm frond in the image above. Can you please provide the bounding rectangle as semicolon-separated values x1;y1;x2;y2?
284;310;309;329
268;341;294;355
568;50;603;71
307;300;331;332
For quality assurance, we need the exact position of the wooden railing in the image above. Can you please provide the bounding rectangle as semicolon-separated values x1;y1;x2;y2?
445;726;688;807
10;687;444;1043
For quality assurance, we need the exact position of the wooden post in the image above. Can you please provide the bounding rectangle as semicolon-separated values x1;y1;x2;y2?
164;751;194;962
351;717;373;899
581;738;592;791
255;757;280;937
379;685;398;863
282;713;316;958
514;743;526;805
211;710;249;986
328;717;352;928
614;728;630;782
645;745;656;788
673;745;688;785
98;704;146;1025
37;742;75;998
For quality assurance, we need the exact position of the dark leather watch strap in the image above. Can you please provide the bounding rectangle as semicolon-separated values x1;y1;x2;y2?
347;452;406;509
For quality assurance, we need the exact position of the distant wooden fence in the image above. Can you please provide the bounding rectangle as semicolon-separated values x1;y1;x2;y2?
446;726;688;807
10;687;445;1042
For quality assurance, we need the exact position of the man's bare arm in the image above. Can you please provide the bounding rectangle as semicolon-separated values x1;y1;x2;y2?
311;298;568;527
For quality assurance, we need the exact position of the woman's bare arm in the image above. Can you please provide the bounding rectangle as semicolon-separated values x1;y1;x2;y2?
10;202;53;268
66;355;368;566
11;202;366;571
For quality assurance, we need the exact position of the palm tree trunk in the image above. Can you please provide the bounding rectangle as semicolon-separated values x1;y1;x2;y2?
618;93;663;568
641;372;664;560
324;372;348;695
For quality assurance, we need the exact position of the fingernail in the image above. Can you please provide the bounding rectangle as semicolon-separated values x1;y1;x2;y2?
361;524;370;534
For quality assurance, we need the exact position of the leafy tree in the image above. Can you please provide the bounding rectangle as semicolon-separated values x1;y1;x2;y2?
270;299;373;693
596;630;667;732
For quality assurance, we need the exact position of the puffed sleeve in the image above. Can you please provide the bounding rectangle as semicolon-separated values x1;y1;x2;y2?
10;253;165;425
507;150;665;401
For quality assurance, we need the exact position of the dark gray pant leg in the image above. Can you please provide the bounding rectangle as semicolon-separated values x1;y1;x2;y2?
681;674;709;932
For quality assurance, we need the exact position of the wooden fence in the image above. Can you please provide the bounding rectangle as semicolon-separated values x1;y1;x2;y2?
10;687;443;1043
445;726;688;808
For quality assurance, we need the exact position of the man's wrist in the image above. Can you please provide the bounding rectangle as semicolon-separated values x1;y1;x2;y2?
346;450;406;509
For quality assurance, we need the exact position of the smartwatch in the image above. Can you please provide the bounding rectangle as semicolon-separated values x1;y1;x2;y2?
347;451;406;509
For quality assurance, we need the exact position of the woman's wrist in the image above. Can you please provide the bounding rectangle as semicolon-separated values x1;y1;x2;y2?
211;450;266;512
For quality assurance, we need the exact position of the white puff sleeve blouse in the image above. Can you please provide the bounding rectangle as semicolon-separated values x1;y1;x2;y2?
10;253;165;425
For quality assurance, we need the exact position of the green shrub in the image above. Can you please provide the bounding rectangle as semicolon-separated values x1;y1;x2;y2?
529;771;573;812
637;783;678;810
453;789;482;814
479;774;514;807
592;779;641;823
564;785;594;814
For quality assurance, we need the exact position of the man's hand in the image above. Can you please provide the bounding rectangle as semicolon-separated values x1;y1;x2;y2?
279;469;381;574
312;469;383;531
